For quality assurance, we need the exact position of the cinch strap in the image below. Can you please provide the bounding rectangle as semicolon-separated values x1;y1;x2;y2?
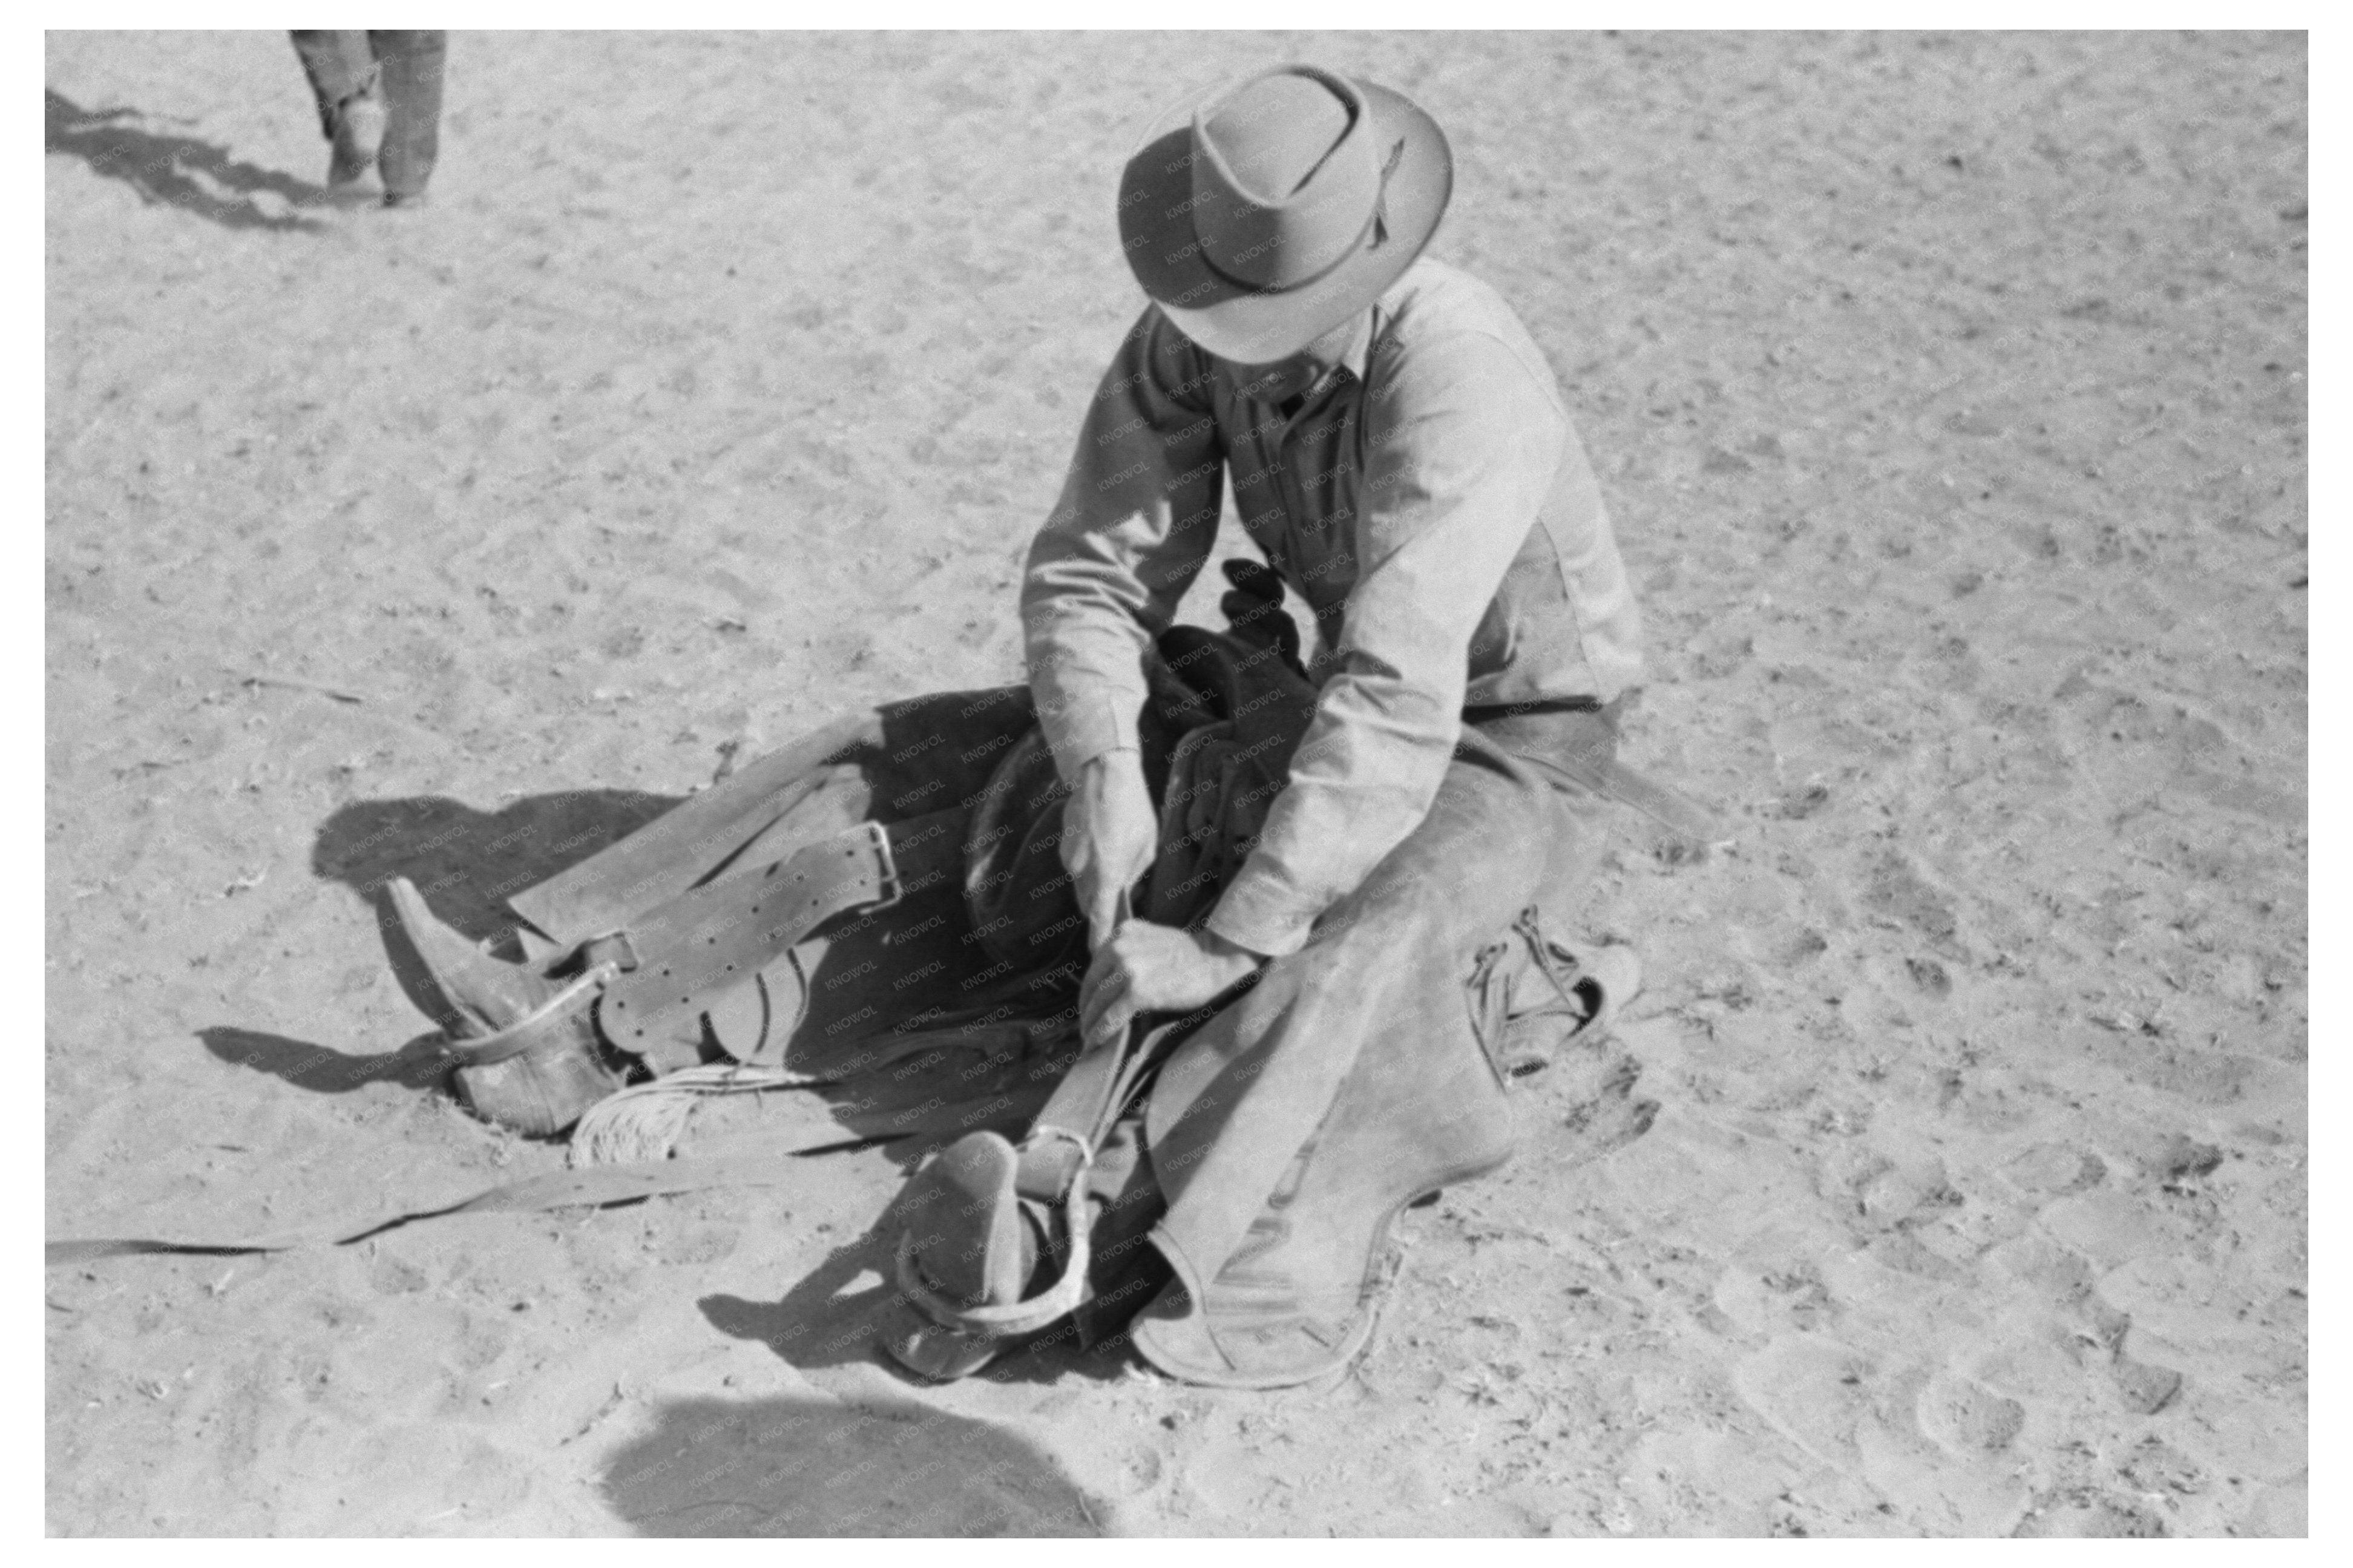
600;820;902;1062
46;1151;825;1265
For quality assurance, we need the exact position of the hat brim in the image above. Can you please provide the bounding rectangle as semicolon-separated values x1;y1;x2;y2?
1117;79;1452;365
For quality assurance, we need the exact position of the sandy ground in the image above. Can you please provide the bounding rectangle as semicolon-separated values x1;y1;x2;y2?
43;30;2307;1537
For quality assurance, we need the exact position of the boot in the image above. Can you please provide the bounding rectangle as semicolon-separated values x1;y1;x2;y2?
325;80;385;189
383;877;625;1137
372;30;446;205
384;876;565;1036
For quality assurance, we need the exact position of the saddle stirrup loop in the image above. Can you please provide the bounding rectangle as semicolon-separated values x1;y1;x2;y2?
439;959;623;1069
893;1125;1097;1341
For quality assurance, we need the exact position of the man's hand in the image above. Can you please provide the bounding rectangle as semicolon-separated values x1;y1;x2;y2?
1078;922;1263;1053
1060;749;1157;951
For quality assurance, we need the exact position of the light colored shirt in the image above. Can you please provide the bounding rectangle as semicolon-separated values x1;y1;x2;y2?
1022;258;1644;957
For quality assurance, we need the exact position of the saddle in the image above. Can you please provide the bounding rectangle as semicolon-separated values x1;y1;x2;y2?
387;564;1648;1388
880;605;1642;1386
402;563;1318;1141
880;894;1635;1386
883;611;1319;1378
413;819;925;1138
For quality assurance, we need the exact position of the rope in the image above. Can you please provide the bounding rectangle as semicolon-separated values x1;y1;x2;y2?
568;1063;829;1167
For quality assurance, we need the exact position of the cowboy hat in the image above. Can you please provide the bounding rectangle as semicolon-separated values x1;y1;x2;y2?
1117;64;1453;365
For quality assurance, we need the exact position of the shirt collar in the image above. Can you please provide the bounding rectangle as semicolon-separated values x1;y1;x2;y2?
1315;310;1376;398
1331;309;1374;384
1287;310;1377;415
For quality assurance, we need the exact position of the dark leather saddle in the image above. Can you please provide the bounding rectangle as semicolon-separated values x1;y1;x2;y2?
879;612;1641;1386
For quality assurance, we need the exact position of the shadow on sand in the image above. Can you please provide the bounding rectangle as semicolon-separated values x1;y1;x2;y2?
598;1392;1101;1536
177;788;686;1103
196;1025;450;1097
698;1212;1143;1389
311;784;680;1027
46;88;331;234
313;786;680;934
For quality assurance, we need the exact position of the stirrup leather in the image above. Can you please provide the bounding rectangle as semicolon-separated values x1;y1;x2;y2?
438;959;628;1070
599;819;903;1068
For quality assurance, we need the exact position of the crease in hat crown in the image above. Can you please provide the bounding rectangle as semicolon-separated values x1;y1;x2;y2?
1186;65;1383;294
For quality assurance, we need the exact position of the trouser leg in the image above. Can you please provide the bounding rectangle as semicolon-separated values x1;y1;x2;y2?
1143;740;1581;1296
369;30;447;198
289;30;374;139
1124;710;1620;1382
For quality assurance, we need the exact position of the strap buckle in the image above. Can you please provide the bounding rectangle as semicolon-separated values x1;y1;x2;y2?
861;819;904;913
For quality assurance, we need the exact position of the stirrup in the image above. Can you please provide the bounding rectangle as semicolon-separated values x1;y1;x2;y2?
438;960;623;1070
891;1126;1097;1342
439;959;628;1139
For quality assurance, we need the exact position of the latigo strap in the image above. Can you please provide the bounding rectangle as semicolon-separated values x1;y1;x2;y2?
599;820;902;1068
888;982;1244;1353
45;1152;820;1265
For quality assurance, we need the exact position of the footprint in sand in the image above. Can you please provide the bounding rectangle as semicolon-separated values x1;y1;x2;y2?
2109;1351;2185;1415
1730;1335;1876;1468
2000;1143;2108;1196
1179;1434;1272;1518
2012;1491;2170;1538
1912;1368;2027;1457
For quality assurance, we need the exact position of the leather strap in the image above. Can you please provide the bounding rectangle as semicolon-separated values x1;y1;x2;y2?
47;1150;820;1265
600;821;902;1063
896;1002;1226;1344
439;960;623;1068
1584;757;1726;845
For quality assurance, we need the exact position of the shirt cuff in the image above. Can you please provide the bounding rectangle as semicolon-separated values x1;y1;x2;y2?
1203;862;1319;960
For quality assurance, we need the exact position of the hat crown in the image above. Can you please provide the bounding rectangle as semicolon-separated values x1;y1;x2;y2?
1200;71;1352;204
1189;67;1382;295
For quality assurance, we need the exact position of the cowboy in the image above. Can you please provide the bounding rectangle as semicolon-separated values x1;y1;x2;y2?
378;62;1653;1391
1020;62;1647;1385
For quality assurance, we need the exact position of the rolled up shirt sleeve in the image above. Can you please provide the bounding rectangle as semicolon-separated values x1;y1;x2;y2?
1022;309;1226;783
1204;329;1567;957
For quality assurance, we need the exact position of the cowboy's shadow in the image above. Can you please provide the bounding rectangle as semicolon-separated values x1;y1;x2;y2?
182;786;678;1095
599;1392;1099;1537
46;88;327;233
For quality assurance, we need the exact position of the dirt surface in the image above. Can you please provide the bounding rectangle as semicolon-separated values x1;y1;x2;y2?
44;30;2307;1537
